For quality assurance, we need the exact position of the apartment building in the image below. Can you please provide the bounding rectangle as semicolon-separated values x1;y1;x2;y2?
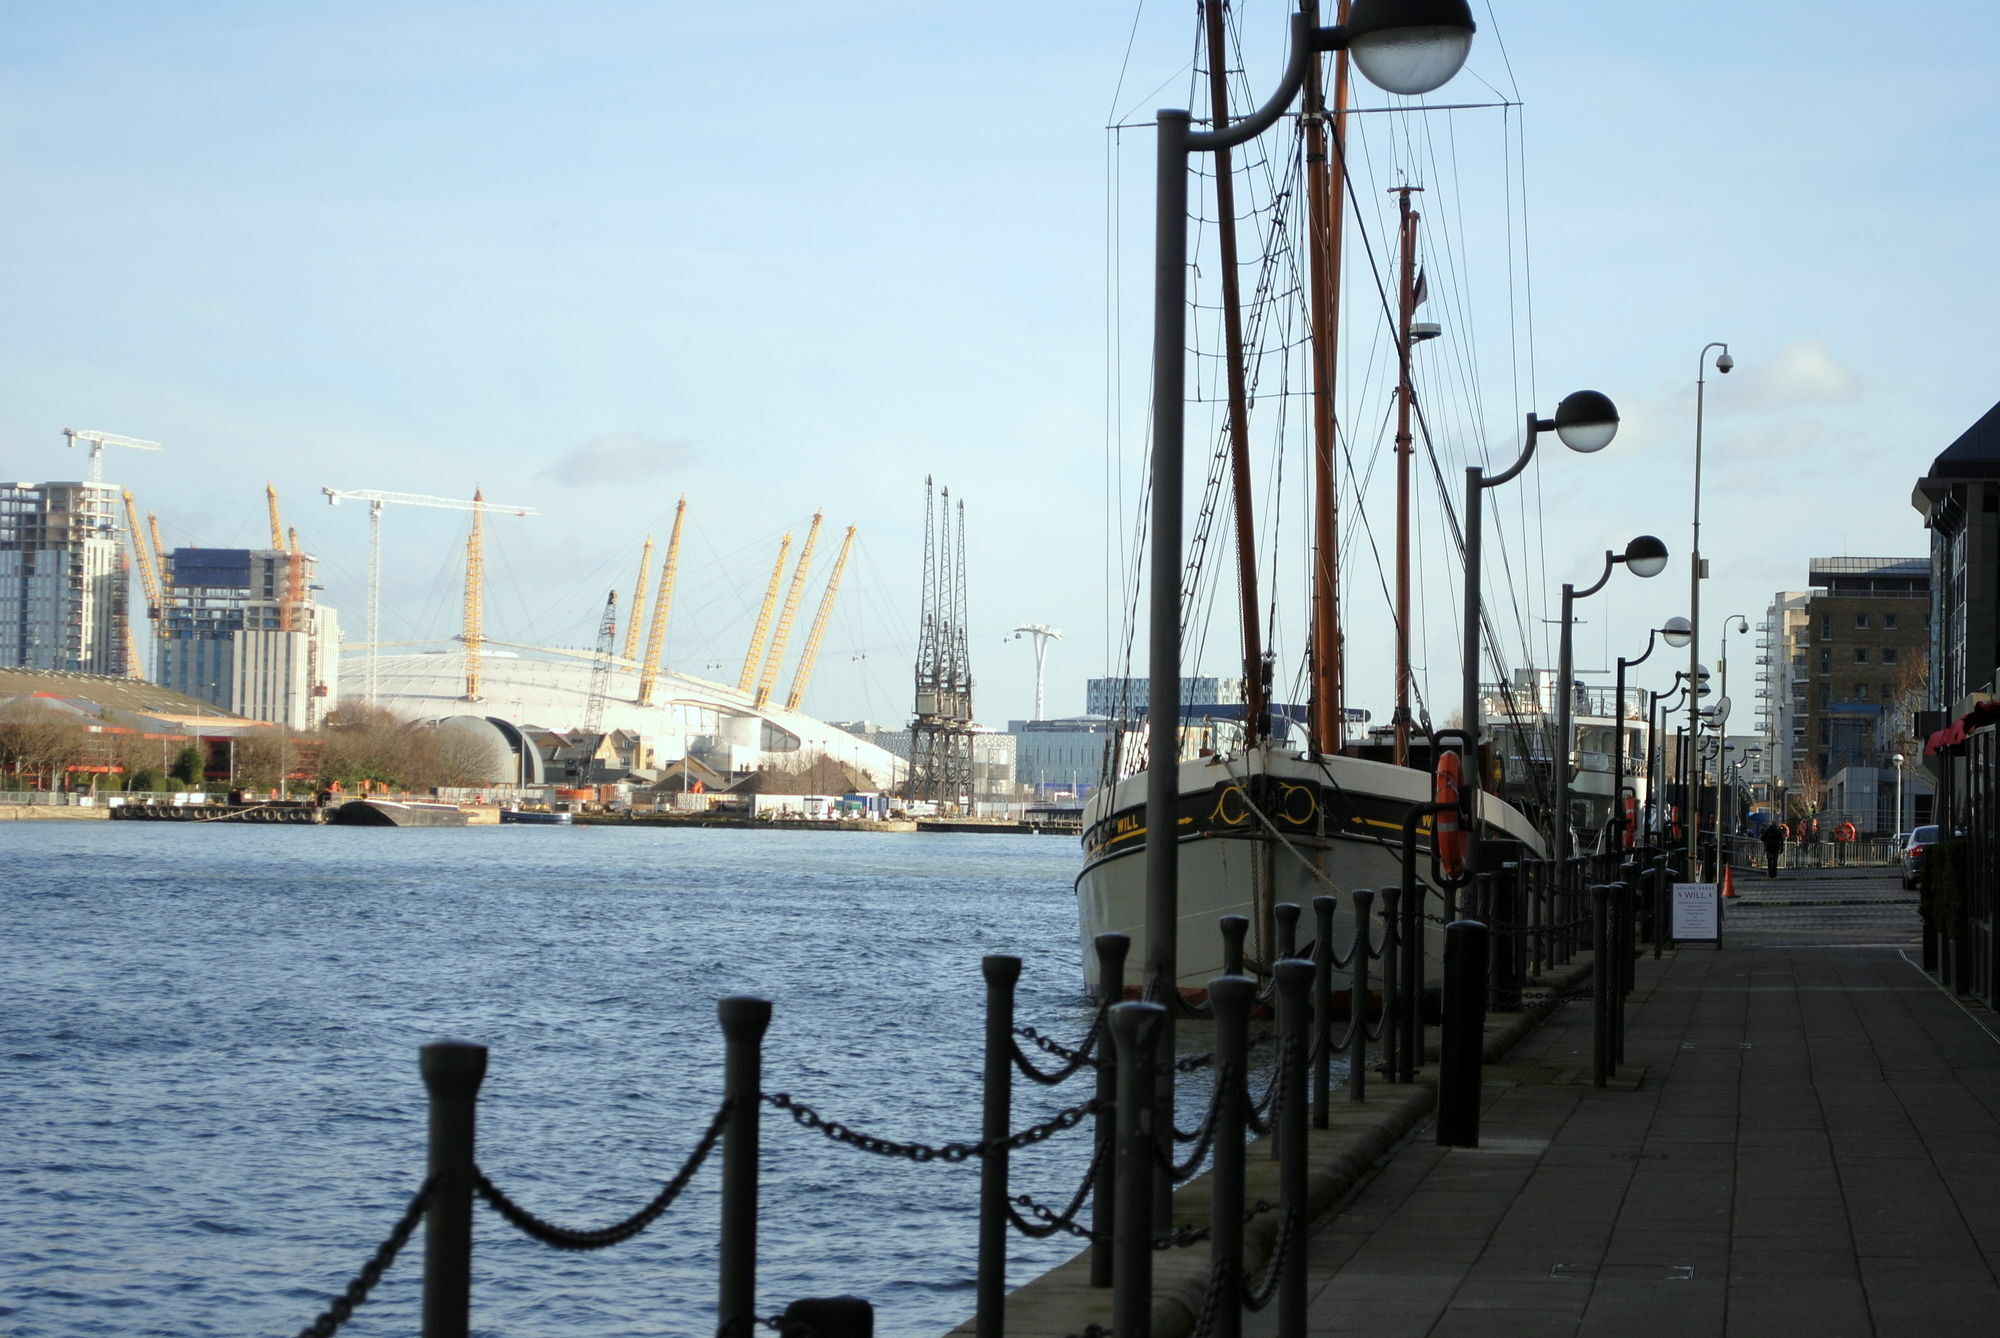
0;481;131;676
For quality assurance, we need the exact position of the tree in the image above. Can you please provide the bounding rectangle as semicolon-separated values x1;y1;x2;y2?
170;745;204;785
0;703;89;790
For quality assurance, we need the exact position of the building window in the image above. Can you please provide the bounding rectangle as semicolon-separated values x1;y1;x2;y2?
1883;647;1898;665
1818;683;1830;707
1883;683;1895;700
1854;647;1869;664
1855;612;1870;629
1884;612;1899;630
1821;614;1832;638
1857;683;1870;699
1819;720;1830;743
1820;649;1831;674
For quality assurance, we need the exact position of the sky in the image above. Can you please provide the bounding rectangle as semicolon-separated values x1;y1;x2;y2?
4;1;1996;735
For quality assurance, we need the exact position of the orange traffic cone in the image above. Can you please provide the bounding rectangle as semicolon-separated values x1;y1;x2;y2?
1721;864;1738;899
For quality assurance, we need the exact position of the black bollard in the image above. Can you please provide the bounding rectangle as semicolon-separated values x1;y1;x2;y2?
1349;890;1375;1104
1274;902;1301;962
1208;975;1254;1338
1274;959;1313;1338
1220;915;1249;977
1492;862;1521;1012
719;997;772;1338
1398;869;1423;1083
1591;885;1611;1088
420;1041;487;1338
1311;895;1336;1128
1376;887;1401;1084
1435;920;1488;1148
1111;1001;1164;1338
977;955;1021;1338
1090;933;1128;1289
781;1297;873;1338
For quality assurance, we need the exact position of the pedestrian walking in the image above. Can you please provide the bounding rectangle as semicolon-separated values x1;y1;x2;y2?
1761;820;1788;879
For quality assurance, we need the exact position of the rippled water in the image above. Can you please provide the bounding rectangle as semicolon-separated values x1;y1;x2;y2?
2;823;1108;1337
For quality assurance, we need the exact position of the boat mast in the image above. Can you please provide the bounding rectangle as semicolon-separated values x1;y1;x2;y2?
1202;0;1265;747
1391;185;1421;767
1305;0;1350;756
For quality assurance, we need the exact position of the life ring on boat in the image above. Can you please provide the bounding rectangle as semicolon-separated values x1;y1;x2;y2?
1434;750;1468;880
1621;794;1638;849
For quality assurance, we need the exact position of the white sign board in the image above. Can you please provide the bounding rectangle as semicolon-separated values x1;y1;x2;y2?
1671;882;1720;943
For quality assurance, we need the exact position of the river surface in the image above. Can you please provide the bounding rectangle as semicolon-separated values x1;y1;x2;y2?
2;823;1111;1337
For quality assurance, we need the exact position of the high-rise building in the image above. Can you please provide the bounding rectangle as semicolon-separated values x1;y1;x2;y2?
1084;675;1245;719
157;547;340;729
0;481;131;676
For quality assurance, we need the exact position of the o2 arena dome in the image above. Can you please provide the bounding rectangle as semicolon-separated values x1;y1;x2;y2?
360;647;898;788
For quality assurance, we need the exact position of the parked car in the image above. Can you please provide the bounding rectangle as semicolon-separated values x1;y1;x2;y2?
1901;824;1941;890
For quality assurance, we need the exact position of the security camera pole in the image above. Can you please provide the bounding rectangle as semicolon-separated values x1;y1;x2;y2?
1687;341;1732;870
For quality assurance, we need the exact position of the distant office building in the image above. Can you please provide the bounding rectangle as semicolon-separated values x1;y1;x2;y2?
157;547;340;729
1085;675;1244;719
1011;716;1117;800
0;481;131;676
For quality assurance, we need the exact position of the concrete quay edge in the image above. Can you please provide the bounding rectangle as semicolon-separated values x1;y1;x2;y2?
947;958;1602;1338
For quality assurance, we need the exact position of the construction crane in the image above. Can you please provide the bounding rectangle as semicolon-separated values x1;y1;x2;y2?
637;498;687;707
266;483;286;550
737;534;792;695
321;487;539;705
753;513;822;710
1008;624;1065;722
582;591;618;737
62;428;162;485
621;535;654;663
785;525;856;712
121;491;164;679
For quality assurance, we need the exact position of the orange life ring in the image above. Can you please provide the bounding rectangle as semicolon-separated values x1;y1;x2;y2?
1669;805;1683;841
1835;821;1856;842
1434;749;1468;880
1621;794;1638;849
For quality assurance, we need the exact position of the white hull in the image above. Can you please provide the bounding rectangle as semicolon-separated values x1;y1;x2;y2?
1075;747;1548;997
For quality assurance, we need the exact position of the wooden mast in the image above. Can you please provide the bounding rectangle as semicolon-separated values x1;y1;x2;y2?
1203;0;1265;746
1305;0;1351;756
1391;186;1421;766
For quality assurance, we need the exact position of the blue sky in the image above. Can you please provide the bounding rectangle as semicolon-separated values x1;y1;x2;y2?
4;2;1995;731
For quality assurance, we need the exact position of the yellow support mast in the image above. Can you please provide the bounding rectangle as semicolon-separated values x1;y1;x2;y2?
463;489;485;701
122;491;162;618
265;483;285;550
754;512;821;709
737;534;792;694
785;524;855;712
621;535;655;663
637;498;687;707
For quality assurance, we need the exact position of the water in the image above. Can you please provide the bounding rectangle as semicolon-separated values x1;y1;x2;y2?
1;823;1103;1337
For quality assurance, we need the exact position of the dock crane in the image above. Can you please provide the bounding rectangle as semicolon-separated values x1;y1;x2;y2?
62;428;161;485
753;512;822;710
636;498;687;707
582;591;618;737
785;525;856;712
320;487;538;705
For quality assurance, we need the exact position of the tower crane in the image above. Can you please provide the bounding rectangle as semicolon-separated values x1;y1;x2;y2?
121;490;164;678
320;487;538;705
266;483;286;550
753;512;822;710
785;525;856;712
1008;624;1065;722
637;498;688;708
62;428;162;486
583;591;618;738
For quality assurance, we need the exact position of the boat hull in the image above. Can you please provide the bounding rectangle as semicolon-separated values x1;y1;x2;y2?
1076;749;1547;996
331;800;472;827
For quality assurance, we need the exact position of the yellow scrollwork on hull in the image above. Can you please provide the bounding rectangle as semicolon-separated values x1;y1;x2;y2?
1208;784;1251;826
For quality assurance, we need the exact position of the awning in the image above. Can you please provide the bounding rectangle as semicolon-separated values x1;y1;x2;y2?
1926;699;2000;754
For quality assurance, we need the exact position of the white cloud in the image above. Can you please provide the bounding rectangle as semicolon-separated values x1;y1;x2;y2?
540;432;696;487
1728;340;1861;414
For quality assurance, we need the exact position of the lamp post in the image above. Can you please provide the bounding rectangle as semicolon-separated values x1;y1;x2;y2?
1712;613;1748;854
1140;0;1476;1227
1893;751;1906;835
1613;617;1691;850
1647;679;1688;843
1462;390;1619;873
1554;535;1669;872
1686;341;1733;866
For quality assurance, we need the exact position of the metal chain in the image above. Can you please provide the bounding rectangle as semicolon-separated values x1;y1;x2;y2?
1013;1004;1107;1083
763;1091;1099;1162
1005;1147;1101;1239
1165;1065;1233;1178
292;1174;437;1338
474;1098;731;1250
1240;1203;1298;1313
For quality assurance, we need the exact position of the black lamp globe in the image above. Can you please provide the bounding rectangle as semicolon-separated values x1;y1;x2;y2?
1623;534;1669;579
1553;389;1620;454
1342;0;1477;96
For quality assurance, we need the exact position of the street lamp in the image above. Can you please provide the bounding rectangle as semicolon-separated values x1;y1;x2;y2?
1687;340;1733;866
1893;751;1906;835
1139;0;1475;1246
1612;616;1691;850
1462;390;1620;872
1711;613;1749;854
1554;534;1669;872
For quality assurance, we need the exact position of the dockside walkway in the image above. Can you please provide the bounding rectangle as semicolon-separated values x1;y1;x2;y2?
980;866;2000;1338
